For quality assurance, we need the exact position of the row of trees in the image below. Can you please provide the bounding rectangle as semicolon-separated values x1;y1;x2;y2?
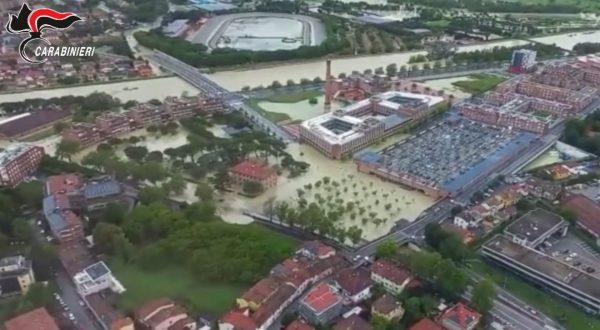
386;0;587;13
562;110;600;156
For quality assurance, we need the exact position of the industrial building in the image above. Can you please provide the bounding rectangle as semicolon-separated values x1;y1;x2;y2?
355;117;536;198
482;234;600;314
299;91;444;159
503;208;568;248
0;109;72;140
0;144;44;186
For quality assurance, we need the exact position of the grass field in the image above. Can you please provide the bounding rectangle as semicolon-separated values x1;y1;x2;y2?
452;74;506;95
265;90;322;103
247;99;292;122
110;260;243;314
472;259;600;330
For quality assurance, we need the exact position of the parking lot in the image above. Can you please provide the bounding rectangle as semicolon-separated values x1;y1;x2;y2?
543;233;600;276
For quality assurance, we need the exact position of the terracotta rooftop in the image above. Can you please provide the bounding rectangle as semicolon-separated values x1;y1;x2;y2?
111;317;133;330
301;283;341;313
563;194;600;236
221;310;257;330
4;307;59;330
335;267;372;296
372;294;400;315
286;319;315;330
145;305;188;329
332;315;372;330
229;160;276;180
46;173;83;195
168;316;195;330
251;284;296;327
134;297;175;321
371;260;411;285
408;318;444;330
441;303;481;330
242;276;282;305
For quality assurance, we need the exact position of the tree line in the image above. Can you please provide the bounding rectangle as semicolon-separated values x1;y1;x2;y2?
562;110;600;156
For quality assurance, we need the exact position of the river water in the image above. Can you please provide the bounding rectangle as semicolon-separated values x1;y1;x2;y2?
0;30;597;103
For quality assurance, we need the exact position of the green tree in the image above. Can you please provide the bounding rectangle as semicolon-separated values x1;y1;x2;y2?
163;174;186;195
124;145;149;162
12;219;32;242
376;239;398;259
138;186;167;205
471;279;496;316
140;162;168;184
14;181;43;210
559;207;578;223
98;203;128;226
195;182;214;201
53;121;68;133
93;222;132;258
516;198;534;212
371;315;390;330
56;139;80;161
29;242;58;281
385;63;398;76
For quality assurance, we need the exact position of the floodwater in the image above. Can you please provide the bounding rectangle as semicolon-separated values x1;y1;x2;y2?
422;76;473;99
532;30;600;51
213;137;434;240
257;95;342;121
0;77;198;104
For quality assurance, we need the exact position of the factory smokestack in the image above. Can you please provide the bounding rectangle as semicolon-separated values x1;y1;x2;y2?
325;58;332;111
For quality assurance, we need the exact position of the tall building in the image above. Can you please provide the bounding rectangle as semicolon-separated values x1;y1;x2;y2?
510;49;537;73
0;255;35;297
0;144;44;186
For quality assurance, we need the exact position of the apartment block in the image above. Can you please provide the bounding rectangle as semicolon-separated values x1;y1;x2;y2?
0;144;44;186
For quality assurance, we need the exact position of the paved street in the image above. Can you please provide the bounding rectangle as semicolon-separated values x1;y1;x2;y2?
55;271;101;330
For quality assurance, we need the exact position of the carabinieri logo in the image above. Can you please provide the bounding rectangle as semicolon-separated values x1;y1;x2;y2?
5;3;93;64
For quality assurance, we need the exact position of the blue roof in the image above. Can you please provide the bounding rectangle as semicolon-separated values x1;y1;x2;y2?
355;150;382;164
43;196;68;234
84;179;121;199
442;132;537;192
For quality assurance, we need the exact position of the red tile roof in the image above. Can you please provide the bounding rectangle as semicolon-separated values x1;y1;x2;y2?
242;277;282;305
408;318;444;330
229;160;276;180
371;260;411;285
145;305;188;329
134;297;175;321
441;303;481;330
46;173;82;195
563;194;600;236
251;284;296;327
302;283;341;313
5;308;59;330
332;315;372;330
372;294;400;315
221;310;257;330
335;267;372;296
286;320;315;330
111;317;133;330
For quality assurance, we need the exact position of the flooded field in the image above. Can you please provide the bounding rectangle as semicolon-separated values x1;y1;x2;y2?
257;95;342;121
523;149;562;170
215;138;434;240
422;76;473;99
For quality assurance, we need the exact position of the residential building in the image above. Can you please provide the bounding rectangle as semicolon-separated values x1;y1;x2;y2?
332;315;372;330
250;283;296;330
128;103;165;127
547;164;573;180
0;255;35;297
63;122;103;147
135;298;176;323
503;208;568;248
483;235;600;314
408;318;444;330
510;49;537;73
219;310;257;330
237;277;283;311
0;144;44;186
0;109;72;140
135;298;196;330
298;283;343;325
164;96;202;120
371;294;404;320
286;320;315;330
82;175;134;211
111;317;135;330
334;267;372;303
562;194;600;245
229;160;278;189
297;241;336;260
370;260;412;295
74;261;125;296
43;206;84;243
4;307;59;330
439;303;481;330
95;112;133;136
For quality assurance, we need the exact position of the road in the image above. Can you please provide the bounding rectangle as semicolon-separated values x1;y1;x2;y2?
146;50;293;143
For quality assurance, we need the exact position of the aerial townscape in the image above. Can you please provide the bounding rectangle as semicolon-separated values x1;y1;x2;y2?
3;0;600;330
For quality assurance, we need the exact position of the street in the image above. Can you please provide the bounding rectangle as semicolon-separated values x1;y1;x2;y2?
55;271;102;330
